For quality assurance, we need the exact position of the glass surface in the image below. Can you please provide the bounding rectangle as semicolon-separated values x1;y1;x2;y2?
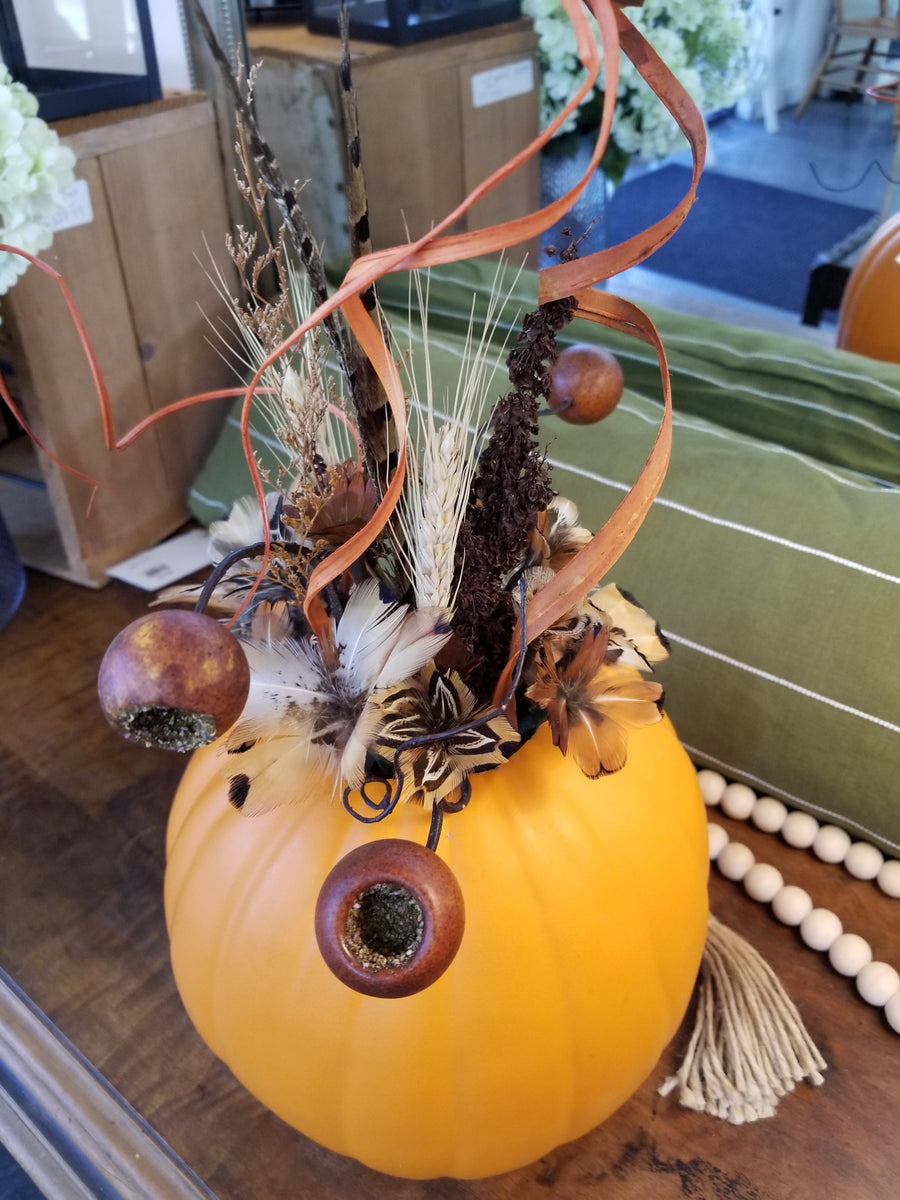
14;0;148;77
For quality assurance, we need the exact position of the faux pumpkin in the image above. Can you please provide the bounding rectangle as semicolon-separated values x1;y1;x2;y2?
164;716;709;1180
836;211;900;364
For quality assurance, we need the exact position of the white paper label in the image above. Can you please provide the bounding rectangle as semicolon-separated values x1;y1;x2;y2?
48;178;94;233
470;59;535;109
107;526;211;591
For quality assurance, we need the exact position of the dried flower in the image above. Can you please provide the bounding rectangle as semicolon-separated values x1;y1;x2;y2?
587;582;670;671
526;625;664;777
373;666;519;807
224;580;452;813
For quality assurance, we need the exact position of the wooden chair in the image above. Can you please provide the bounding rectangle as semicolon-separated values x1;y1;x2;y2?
795;1;900;126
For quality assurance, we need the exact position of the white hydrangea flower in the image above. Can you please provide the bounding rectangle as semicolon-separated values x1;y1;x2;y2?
522;0;751;179
0;66;76;309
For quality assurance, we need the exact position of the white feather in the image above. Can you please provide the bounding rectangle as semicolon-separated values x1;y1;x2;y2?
221;735;334;817
333;579;410;693
372;605;451;687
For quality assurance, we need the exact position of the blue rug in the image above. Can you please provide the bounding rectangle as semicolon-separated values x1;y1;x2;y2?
603;164;876;315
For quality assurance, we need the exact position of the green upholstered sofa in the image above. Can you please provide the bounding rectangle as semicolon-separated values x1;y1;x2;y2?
188;259;900;859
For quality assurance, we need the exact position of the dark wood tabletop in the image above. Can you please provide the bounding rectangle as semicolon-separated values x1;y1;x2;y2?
1;568;898;1200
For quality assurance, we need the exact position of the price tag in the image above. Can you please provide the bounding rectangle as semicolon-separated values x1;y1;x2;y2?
471;59;535;109
107;526;211;591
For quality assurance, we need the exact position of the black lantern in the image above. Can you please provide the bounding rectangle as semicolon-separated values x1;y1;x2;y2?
0;0;162;122
304;0;521;47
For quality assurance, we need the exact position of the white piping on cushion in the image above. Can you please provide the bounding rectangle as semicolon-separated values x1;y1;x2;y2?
680;740;900;856
550;453;900;584
666;633;900;736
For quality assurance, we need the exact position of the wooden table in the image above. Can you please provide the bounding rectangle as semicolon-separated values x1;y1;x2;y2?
1;569;898;1198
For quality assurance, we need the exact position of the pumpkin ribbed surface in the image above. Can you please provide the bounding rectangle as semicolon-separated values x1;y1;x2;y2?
164;718;708;1179
836;211;900;364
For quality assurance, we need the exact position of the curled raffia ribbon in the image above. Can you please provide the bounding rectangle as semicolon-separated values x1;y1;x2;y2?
0;0;706;672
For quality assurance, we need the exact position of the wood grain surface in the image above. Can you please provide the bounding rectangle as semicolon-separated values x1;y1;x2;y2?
1;569;897;1199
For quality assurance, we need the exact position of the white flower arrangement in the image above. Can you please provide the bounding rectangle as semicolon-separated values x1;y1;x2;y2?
523;0;752;181
0;66;76;300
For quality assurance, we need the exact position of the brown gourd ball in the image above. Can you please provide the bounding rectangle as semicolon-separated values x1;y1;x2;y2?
547;343;625;424
98;609;250;751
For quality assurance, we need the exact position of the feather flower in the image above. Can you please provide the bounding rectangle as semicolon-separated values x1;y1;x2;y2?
526;625;664;778
372;666;519;808
523;496;593;572
588;583;670;671
224;579;452;814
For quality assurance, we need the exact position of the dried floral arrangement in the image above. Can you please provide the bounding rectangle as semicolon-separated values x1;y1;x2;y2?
92;0;703;847
0;1;704;831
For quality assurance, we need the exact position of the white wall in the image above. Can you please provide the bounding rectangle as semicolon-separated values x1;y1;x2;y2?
769;0;831;110
149;0;193;91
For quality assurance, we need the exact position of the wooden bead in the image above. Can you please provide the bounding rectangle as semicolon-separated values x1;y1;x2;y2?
844;841;884;881
812;824;852;865
707;822;729;860
828;932;872;977
743;862;784;904
546;344;624;423
697;769;727;807
750;796;788;834
717;841;754;882
885;991;900;1034
781;810;819;849
877;859;900;898
856;961;900;1007
721;782;756;821
771;884;813;927
800;907;843;952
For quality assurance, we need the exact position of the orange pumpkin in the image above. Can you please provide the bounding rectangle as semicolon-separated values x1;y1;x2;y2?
164;717;709;1180
836;212;900;364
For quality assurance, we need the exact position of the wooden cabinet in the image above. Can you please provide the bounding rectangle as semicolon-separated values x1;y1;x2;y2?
0;94;237;587
246;20;541;257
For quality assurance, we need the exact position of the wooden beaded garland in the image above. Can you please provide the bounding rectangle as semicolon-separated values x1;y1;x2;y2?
800;908;843;953
828;933;873;977
751;796;788;834
844;841;884;881
885;992;900;1035
699;767;900;1035
857;961;900;1007
770;884;813;927
782;810;819;849
812;825;852;865
879;859;900;899
743;862;784;904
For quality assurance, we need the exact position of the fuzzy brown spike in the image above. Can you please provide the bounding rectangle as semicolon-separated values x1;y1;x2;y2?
451;290;578;698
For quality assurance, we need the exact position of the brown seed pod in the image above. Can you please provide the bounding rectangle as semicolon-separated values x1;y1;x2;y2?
547;343;625;424
315;839;465;998
98;609;250;751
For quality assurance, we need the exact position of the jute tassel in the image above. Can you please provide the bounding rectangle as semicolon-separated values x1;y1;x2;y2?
659;914;827;1123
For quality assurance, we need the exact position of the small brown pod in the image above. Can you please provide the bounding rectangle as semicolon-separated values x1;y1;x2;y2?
315;838;465;998
547;343;625;424
98;609;250;751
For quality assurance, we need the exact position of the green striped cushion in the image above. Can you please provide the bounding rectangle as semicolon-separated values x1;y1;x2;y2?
548;394;900;858
370;259;900;486
190;263;900;855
